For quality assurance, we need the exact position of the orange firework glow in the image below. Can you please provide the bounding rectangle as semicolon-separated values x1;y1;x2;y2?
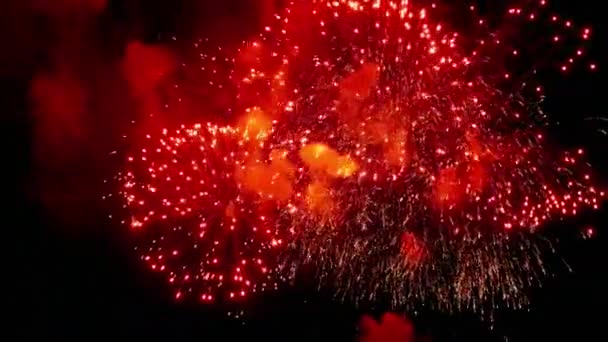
305;180;334;217
237;107;273;141
236;151;295;201
299;143;358;178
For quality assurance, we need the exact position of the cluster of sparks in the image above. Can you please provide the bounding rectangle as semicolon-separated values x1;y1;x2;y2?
115;0;604;314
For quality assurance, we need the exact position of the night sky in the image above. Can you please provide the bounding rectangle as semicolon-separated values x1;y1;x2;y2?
11;0;607;341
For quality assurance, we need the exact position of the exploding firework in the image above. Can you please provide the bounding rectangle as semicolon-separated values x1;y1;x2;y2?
247;0;604;314
117;123;291;302
115;0;604;315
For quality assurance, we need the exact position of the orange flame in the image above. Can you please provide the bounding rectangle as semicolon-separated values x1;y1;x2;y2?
236;149;295;202
237;107;272;141
305;180;333;217
299;143;358;178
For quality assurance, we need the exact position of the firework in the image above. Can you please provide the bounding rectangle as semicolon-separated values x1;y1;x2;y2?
115;0;604;315
255;0;604;313
118;123;291;302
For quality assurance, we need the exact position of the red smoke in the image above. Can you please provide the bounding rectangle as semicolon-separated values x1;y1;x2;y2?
122;41;176;134
359;313;417;342
31;0;107;15
30;71;87;165
122;42;175;97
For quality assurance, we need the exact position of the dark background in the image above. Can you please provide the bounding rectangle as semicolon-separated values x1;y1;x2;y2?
10;0;607;341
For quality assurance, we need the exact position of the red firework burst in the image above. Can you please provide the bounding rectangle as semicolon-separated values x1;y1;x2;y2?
119;123;287;302
114;0;605;313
